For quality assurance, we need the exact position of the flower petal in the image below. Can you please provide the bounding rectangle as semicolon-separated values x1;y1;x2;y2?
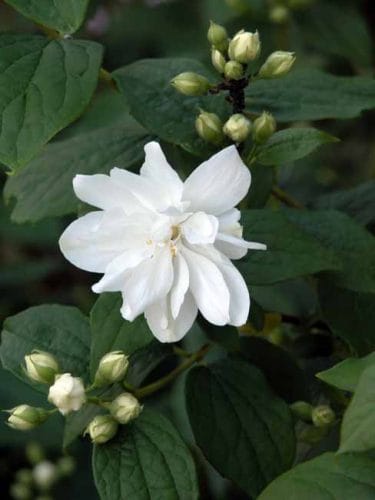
218;260;250;326
181;212;218;245
216;232;267;250
170;253;189;319
182;145;251;215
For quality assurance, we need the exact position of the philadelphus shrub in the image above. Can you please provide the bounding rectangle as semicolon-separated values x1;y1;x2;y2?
59;142;266;342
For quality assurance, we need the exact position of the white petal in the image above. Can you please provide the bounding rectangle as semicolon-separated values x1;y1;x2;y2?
182;146;251;215
121;246;174;320
218;261;250;326
182;247;230;325
216;232;267;250
181;212;219;245
59;210;127;272
170;253;189;319
145;293;197;343
214;240;248;260
218;208;241;229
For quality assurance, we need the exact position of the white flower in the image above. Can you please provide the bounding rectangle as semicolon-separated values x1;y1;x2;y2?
33;461;57;490
48;373;86;415
59;142;266;343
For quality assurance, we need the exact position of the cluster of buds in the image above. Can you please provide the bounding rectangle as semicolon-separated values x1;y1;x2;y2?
290;401;336;444
171;22;295;148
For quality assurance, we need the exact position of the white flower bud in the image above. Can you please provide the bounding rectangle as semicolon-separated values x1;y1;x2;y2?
171;72;211;96
253;112;276;143
223;114;252;143
94;351;129;387
47;373;86;415
312;405;336;428
211;49;226;74
207;21;229;52
109;393;142;424
85;414;118;444
259;51;296;79
32;461;57;490
195;110;224;145
7;405;50;431
224;60;244;80
24;351;59;385
228;29;261;63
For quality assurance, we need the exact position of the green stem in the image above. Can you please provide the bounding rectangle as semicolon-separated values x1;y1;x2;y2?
271;185;304;209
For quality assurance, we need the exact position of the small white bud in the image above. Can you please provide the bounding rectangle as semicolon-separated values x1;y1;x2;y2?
207;21;229;52
196;110;224;145
109;393;142;424
7;405;50;431
223;114;252;143
258;51;296;79
32;461;57;490
224;60;244;80
312;405;336;427
211;49;226;74
47;373;86;415
94;351;129;387
24;351;59;385
228;29;261;63
171;72;211;96
85;414;118;444
253;112;276;143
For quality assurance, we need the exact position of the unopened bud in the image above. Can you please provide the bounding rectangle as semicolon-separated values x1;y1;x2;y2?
223;114;251;143
269;5;290;24
228;29;261;63
94;351;129;387
7;405;50;431
207;21;229;52
24;351;59;385
312;405;336;427
171;72;211;96
259;51;296;79
48;373;86;415
56;456;75;477
85;414;118;444
253;112;276;143
224;60;244;80
211;49;226;74
109;392;142;424
196;111;224;145
15;469;33;485
32;461;57;490
10;483;31;500
290;401;313;422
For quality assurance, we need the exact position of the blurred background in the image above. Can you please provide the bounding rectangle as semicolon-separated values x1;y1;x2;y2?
0;0;374;498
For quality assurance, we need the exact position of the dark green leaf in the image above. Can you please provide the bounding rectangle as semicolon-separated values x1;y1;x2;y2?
247;163;274;208
125;341;174;387
317;353;375;392
258;452;375;499
93;409;199;500
0;34;103;170
4;0;89;34
186;357;295;497
198;318;239;352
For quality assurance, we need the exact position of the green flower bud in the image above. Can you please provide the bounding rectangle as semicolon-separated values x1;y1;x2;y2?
171;72;211;96
94;351;129;387
56;456;75;477
258;51;296;79
312;405;336;428
109;393;142;424
224;60;244;80
32;461;57;490
196;110;224;145
10;483;31;500
25;442;45;465
223;114;251;143
7;405;50;431
228;29;261;63
290;401;313;422
15;469;33;485
207;21;229;52
24;351;59;385
211;49;226;74
253;112;276;143
85;414;118;444
269;5;290;24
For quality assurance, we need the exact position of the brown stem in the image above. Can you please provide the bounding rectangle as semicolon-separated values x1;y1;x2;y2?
271;185;304;209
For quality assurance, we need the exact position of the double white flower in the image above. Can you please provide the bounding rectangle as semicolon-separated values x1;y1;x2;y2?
59;142;266;342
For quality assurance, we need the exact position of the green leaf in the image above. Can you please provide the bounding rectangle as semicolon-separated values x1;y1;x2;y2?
0;305;91;390
256;128;338;166
317;353;375;392
247;70;375;122
247;163;274;209
258;452;375;499
113;58;227;156
238;209;339;286
185;357;295;497
93;409;199;500
339;364;375;454
90;293;154;378
4;0;89;34
125;341;173;387
0;34;103;170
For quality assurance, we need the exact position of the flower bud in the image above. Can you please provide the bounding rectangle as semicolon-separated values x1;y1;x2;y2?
195;111;224;145
223;114;251;143
211;49;226;74
259;51;296;79
32;461;57;490
56;456;75;477
290;401;313;422
15;469;33;485
311;405;336;428
7;405;50;431
24;351;59;385
48;373;86;415
224;60;244;80
85;414;118;444
94;351;129;387
10;483;31;500
228;30;261;63
109;392;142;424
269;5;290;24
252;112;276;143
171;72;211;96
207;21;229;52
